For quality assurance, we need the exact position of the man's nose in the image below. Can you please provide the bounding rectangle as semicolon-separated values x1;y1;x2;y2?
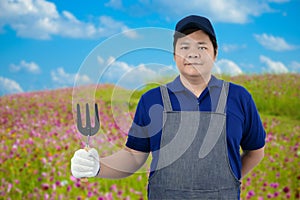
187;49;200;58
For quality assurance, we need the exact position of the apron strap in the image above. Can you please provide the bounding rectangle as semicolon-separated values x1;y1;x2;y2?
160;85;173;111
215;81;230;114
160;81;229;113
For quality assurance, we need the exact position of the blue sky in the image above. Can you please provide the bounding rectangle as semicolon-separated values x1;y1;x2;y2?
0;0;299;96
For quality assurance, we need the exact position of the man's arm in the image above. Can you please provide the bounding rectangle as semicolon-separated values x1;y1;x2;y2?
97;147;149;179
241;146;265;179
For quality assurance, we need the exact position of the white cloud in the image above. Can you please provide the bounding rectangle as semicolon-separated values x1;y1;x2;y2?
214;59;243;76
97;56;176;88
96;16;139;39
114;0;289;24
221;44;247;53
97;56;105;65
0;0;138;39
138;0;278;23
51;67;92;87
105;0;123;9
0;0;290;39
289;61;300;73
254;33;296;51
104;57;132;81
0;76;23;96
267;0;290;3
117;64;159;88
122;27;139;39
10;60;41;74
260;55;289;74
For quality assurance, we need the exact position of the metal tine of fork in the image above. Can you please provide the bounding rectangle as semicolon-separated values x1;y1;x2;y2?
85;103;91;134
93;103;100;135
76;103;86;135
76;103;100;136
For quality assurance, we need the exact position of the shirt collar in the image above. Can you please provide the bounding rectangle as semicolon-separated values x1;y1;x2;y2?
167;75;222;93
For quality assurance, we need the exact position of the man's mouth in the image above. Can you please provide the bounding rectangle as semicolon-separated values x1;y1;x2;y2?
184;63;203;66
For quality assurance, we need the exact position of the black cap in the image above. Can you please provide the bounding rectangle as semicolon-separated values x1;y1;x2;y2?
175;15;216;41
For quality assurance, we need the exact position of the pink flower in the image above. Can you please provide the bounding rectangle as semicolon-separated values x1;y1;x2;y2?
75;182;81;188
246;190;255;199
44;193;49;199
263;182;268;187
56;145;61;151
117;190;123;197
105;192;113;200
41;158;47;165
55;181;61;186
87;191;93;198
67;185;71;192
52;183;56;190
137;175;142;181
249;190;254;195
270;182;279;189
70;175;77;182
283;186;290;193
41;183;49;190
7;183;12;193
12;144;18;151
109;184;117;192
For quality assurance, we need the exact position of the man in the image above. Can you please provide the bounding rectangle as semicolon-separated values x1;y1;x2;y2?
71;15;266;199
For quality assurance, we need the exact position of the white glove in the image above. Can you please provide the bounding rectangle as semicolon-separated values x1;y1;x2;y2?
71;148;100;178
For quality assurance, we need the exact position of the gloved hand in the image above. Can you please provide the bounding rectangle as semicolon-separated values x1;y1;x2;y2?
71;148;100;178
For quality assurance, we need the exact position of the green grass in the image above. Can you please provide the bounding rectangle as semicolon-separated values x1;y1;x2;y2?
223;73;300;120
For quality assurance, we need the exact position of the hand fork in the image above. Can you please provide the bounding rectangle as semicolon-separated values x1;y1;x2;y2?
76;103;100;182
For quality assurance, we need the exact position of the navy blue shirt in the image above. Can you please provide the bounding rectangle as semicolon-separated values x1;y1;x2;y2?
126;75;266;180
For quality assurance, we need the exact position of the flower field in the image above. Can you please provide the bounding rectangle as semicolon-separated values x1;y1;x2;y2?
0;74;299;199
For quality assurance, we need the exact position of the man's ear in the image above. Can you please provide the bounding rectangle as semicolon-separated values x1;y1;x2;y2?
214;49;218;61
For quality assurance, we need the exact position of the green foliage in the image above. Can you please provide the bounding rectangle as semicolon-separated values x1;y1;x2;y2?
228;74;300;120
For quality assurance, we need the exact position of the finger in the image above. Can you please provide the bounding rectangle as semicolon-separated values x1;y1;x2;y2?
88;148;97;154
71;170;93;178
75;149;94;161
71;156;95;167
88;148;99;159
71;163;93;172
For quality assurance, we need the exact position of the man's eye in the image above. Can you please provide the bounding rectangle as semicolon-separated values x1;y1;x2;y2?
180;46;189;50
199;46;207;50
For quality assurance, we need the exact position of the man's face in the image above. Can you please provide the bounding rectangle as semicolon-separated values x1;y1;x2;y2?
174;30;217;81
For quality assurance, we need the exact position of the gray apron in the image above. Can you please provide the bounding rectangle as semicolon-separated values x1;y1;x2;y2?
148;81;241;200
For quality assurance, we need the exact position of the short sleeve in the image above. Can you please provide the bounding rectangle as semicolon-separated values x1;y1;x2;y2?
125;95;151;152
240;95;266;150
